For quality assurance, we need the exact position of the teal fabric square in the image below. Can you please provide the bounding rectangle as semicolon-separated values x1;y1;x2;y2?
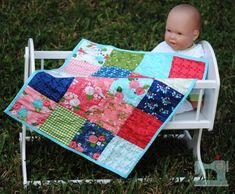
97;136;143;176
109;78;153;107
134;53;173;78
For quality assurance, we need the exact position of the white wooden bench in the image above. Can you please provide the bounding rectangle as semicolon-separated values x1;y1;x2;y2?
19;38;220;187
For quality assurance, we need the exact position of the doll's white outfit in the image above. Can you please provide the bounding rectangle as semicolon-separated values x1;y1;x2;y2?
152;41;204;58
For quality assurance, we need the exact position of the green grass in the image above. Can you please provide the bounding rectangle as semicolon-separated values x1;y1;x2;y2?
0;0;234;193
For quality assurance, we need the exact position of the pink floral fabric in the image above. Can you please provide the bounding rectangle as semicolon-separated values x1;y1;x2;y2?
9;86;57;127
59;77;114;118
86;92;134;134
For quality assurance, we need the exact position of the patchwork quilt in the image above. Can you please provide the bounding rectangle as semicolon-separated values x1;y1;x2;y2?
4;39;208;178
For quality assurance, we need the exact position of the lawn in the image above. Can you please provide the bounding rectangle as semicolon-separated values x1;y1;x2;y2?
0;0;234;193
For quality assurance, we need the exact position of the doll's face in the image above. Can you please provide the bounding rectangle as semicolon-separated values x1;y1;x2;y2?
164;10;199;50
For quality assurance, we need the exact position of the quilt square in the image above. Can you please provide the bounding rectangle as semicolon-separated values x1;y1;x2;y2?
169;56;205;79
62;59;101;77
134;53;173;78
28;72;74;102
73;40;113;65
68;120;114;160
117;108;162;149
39;104;86;145
109;78;153;107
59;77;114;118
158;78;194;95
137;80;183;122
98;136;143;176
86;92;134;134
8;86;57;128
104;50;144;71
92;66;131;78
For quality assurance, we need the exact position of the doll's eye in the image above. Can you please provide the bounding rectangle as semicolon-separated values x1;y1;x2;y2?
166;29;171;32
177;32;182;35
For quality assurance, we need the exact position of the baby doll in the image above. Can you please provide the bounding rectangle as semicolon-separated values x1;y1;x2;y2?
152;4;204;113
152;4;203;57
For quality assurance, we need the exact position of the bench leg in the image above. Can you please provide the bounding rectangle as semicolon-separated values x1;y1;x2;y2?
175;128;206;179
191;128;206;179
19;125;28;188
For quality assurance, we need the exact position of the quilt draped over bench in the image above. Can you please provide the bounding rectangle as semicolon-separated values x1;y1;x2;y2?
4;39;208;178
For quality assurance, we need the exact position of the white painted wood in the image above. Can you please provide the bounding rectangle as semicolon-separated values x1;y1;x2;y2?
24;47;29;83
200;41;220;130
25;176;204;187
28;38;35;74
195;89;204;120
34;51;72;59
40;59;44;70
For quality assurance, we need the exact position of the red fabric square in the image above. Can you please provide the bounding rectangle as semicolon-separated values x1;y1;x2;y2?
169;56;205;79
117;108;162;149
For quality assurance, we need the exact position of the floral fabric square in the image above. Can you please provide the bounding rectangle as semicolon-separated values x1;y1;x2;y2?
86;92;134;134
109;78;153;107
62;59;101;77
104;50;144;71
9;86;57;128
92;66;131;78
169;56;206;79
117;108;162;149
137;80;183;122
72;40;113;65
28;72;74;102
68;120;114;160
39;104;86;145
59;77;114;118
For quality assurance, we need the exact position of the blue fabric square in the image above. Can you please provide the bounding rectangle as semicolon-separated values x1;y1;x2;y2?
137;80;183;122
97;136;143;175
134;53;173;78
71;120;114;160
28;72;74;102
92;66;131;78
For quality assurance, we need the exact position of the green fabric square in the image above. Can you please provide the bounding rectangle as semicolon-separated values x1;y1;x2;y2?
39;105;86;145
105;50;144;71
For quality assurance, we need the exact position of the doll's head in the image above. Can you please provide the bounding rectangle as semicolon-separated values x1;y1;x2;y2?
164;4;201;51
